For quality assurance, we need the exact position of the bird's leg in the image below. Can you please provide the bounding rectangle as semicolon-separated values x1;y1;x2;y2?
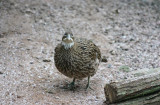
86;76;93;90
68;78;76;90
70;78;75;86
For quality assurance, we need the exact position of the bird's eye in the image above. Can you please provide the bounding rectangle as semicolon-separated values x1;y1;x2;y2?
70;33;73;37
64;33;68;36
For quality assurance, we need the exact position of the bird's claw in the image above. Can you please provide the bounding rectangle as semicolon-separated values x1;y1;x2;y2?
85;84;94;91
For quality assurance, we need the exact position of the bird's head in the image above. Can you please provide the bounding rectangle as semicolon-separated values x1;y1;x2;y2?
62;32;75;49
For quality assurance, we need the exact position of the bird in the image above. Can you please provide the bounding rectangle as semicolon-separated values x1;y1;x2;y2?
54;31;101;90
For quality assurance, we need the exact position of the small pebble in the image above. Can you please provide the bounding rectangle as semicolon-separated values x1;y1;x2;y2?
107;64;112;68
17;95;23;98
43;59;51;62
30;62;34;64
55;96;60;99
0;71;3;74
109;50;117;55
101;56;108;62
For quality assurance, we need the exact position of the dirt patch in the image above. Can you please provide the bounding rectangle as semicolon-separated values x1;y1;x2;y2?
0;0;160;104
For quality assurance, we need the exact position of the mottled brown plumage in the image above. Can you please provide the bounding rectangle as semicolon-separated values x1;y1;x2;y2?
54;32;101;89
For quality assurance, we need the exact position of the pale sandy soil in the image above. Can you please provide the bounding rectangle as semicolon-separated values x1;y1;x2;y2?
0;0;160;105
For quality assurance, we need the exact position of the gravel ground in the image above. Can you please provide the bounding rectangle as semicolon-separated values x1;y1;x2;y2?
0;0;160;104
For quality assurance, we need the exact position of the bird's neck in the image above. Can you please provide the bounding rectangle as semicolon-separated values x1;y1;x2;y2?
62;41;75;50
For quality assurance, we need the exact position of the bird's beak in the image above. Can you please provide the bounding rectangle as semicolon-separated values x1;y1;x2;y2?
63;34;73;43
66;34;72;40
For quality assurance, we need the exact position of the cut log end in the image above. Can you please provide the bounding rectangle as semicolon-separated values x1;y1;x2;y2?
104;84;117;103
104;68;160;104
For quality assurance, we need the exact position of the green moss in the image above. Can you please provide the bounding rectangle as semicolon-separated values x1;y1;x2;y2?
119;65;130;72
134;73;144;77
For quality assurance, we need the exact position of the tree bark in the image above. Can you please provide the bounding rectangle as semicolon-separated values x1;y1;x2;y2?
115;91;160;105
104;68;160;104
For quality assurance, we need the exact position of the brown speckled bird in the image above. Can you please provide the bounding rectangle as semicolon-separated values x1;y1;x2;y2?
54;31;101;89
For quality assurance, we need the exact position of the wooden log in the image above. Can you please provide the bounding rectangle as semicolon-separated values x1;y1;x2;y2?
114;91;160;105
104;68;160;104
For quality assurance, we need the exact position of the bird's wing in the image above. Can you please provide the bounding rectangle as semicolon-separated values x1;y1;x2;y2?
75;38;101;61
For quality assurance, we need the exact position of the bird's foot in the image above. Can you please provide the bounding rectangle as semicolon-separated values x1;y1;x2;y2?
68;82;75;90
61;80;76;90
85;76;93;90
85;84;94;91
